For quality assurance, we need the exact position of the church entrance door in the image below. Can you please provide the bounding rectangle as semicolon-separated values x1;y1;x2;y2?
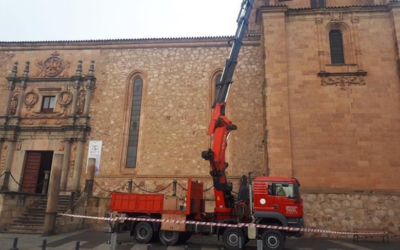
21;151;53;194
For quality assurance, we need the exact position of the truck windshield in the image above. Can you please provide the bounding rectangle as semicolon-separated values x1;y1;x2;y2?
273;183;299;199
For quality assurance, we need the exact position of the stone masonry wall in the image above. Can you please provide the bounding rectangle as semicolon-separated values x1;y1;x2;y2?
283;11;400;190
303;191;400;237
90;43;264;180
0;41;264;192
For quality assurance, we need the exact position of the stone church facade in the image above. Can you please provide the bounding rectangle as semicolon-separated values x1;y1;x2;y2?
0;0;400;235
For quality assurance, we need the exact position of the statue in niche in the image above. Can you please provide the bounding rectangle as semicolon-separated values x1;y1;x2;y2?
9;92;19;115
76;90;86;115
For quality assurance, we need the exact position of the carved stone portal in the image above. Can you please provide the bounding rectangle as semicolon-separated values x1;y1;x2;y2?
321;75;366;87
24;91;39;110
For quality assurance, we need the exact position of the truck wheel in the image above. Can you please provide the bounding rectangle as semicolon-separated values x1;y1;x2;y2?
261;230;284;250
159;230;180;246
134;222;154;244
178;232;192;243
222;228;245;250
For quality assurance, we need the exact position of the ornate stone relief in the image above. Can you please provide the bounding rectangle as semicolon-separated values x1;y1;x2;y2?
351;16;360;24
321;75;366;88
9;91;19;115
34;51;71;78
58;91;73;109
25;109;66;118
0;117;6;125
315;17;323;24
330;12;344;23
21;118;66;126
24;91;39;110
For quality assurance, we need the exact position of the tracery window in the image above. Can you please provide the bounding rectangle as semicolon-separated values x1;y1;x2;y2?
126;77;143;168
329;30;345;64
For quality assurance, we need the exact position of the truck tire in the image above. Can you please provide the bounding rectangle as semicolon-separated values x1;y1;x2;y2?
159;230;180;246
261;230;284;250
134;222;154;244
178;232;192;243
222;228;245;250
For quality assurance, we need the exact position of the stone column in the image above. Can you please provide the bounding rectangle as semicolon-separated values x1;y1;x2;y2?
70;60;83;115
83;61;95;115
15;62;30;117
70;80;80;115
0;140;4;184
43;154;63;236
390;2;400;61
4;62;18;116
60;139;72;191
258;6;293;177
1;141;15;191
315;16;326;72
83;81;93;115
71;139;85;192
85;158;96;196
351;15;363;70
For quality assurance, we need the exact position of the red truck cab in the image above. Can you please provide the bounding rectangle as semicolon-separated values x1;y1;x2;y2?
253;177;304;237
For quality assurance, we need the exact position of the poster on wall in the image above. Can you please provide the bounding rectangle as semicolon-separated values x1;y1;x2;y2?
87;140;102;174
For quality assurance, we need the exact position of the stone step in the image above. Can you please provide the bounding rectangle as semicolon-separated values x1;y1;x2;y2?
5;225;43;234
6;224;44;230
14;216;45;222
5;194;80;234
27;207;70;212
13;220;44;225
34;200;71;205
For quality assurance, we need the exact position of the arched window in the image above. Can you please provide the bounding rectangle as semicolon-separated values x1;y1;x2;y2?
126;77;143;168
329;30;345;64
212;73;222;107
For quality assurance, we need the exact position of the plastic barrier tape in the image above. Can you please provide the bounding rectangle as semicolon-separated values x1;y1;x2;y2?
57;213;387;236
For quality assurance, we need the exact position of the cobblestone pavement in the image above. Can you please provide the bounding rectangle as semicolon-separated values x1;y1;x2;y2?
0;230;399;250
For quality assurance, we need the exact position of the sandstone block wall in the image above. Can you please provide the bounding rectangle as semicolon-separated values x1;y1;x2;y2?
89;43;264;181
303;191;400;236
259;6;400;190
0;39;264;192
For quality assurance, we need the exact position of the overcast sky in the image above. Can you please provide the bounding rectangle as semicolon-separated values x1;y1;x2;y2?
0;0;243;42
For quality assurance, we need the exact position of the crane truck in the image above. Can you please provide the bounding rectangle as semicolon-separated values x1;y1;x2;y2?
109;1;304;249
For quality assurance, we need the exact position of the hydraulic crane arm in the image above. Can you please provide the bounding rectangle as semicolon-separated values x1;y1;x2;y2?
202;0;254;216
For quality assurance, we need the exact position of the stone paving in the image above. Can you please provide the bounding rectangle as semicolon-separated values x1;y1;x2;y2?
1;230;399;250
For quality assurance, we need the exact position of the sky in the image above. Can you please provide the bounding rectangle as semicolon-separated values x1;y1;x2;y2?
0;0;243;42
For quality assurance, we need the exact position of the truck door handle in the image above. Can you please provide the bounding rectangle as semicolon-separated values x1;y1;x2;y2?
274;204;278;209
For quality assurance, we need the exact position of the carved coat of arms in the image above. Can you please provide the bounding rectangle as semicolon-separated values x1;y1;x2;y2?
44;55;65;77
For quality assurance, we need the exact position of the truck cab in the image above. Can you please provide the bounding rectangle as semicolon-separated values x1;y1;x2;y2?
253;177;304;238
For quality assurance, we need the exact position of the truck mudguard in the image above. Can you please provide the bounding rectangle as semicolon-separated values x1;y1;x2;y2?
254;211;288;227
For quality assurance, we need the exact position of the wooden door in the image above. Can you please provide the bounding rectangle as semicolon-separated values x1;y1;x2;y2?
21;152;42;193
